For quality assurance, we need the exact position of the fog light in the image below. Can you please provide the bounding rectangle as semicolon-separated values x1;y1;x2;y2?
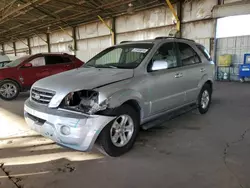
60;125;71;135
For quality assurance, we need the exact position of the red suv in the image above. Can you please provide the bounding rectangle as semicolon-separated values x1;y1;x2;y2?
0;53;84;100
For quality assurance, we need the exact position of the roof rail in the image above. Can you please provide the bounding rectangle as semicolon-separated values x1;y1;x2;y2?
120;41;133;44
154;36;195;42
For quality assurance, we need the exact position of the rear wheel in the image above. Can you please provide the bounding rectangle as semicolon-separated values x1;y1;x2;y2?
97;104;139;157
0;80;20;100
240;77;245;83
198;83;212;114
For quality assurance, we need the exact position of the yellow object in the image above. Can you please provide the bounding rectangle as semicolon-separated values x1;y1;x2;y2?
218;54;232;67
97;15;115;45
166;0;180;32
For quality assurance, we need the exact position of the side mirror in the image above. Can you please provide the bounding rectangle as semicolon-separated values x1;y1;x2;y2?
151;60;169;71
23;62;32;68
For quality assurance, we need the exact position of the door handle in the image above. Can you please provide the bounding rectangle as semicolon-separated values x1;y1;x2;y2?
175;73;183;78
200;68;206;72
42;69;49;71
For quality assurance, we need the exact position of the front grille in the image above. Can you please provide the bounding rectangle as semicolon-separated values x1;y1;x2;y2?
31;88;55;105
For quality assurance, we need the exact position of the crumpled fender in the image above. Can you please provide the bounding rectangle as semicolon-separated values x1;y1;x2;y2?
106;88;145;119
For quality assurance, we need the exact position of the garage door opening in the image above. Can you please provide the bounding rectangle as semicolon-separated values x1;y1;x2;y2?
216;14;250;81
216;14;250;38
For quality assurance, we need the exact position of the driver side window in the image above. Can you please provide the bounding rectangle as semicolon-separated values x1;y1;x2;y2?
96;48;122;65
150;42;178;71
29;57;45;67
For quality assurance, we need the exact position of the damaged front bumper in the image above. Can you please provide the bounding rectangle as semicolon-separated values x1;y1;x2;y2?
24;99;115;151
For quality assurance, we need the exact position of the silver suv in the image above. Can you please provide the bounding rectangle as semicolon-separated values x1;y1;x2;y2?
24;37;215;156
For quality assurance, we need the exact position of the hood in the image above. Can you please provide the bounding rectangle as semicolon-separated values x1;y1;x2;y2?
34;67;134;94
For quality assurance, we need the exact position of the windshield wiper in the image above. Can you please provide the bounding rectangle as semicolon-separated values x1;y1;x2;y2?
95;65;117;69
83;64;95;68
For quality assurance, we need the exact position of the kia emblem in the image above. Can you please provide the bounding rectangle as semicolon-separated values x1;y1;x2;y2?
34;94;40;100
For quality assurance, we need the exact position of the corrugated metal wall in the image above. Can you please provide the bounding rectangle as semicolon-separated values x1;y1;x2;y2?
216;36;250;80
2;0;218;62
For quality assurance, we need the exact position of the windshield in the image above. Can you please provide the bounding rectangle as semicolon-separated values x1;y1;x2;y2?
5;56;30;68
84;43;153;69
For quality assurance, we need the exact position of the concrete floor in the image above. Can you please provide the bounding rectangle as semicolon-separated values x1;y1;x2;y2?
0;82;249;188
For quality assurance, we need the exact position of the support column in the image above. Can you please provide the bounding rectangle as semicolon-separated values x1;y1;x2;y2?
27;37;31;55
112;17;116;45
1;44;5;55
176;1;182;37
13;42;17;56
46;33;51;53
72;26;77;53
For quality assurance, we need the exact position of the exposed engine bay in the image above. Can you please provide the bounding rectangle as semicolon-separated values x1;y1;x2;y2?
62;90;108;115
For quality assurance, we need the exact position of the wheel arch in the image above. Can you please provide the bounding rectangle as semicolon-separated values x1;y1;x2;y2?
0;78;22;91
122;99;142;124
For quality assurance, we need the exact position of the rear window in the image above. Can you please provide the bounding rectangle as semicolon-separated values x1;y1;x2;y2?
196;45;211;61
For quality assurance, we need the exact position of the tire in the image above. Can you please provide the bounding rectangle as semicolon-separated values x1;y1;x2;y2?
197;83;212;114
97;104;140;157
240;77;245;83
0;80;20;101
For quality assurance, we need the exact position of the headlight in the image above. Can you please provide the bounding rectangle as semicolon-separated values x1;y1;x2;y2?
62;90;108;115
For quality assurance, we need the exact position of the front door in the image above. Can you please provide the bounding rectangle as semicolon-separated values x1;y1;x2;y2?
147;41;186;115
19;56;49;89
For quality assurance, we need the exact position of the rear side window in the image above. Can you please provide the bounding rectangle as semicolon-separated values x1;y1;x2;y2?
45;56;71;65
178;42;201;66
196;44;211;61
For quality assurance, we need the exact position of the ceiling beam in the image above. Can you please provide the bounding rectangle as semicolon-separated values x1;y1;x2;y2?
0;0;51;25
0;0;40;23
0;0;165;43
0;0;86;35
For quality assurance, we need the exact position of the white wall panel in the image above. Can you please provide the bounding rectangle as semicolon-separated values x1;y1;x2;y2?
31;45;48;54
51;41;73;54
6;53;15;57
76;36;111;62
77;20;111;40
213;1;250;18
116;6;174;34
4;43;13;51
182;20;216;39
224;0;243;4
30;34;47;47
15;40;28;50
16;52;28;57
117;26;174;43
50;29;73;44
182;0;217;22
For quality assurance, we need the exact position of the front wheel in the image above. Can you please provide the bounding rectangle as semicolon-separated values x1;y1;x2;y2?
0;80;20;101
198;84;212;114
97;104;140;157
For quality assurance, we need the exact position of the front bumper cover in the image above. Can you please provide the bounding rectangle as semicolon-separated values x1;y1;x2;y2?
24;99;115;151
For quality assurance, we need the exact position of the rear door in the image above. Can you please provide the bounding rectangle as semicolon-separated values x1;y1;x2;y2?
19;56;49;88
176;42;206;103
45;55;75;75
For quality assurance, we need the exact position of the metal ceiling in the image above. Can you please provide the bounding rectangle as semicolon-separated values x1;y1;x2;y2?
0;0;167;44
